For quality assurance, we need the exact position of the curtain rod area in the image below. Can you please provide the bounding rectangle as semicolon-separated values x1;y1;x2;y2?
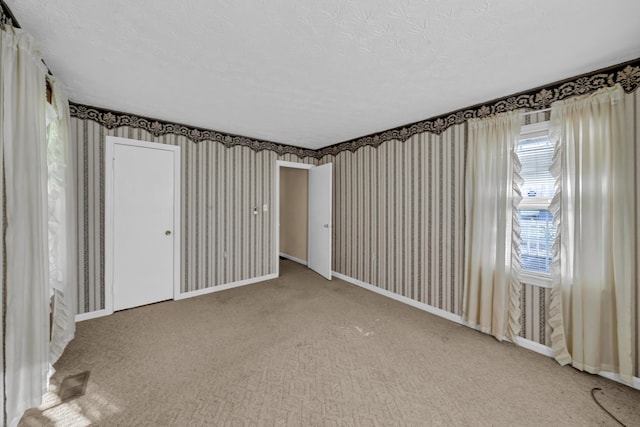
0;1;20;28
1;1;54;98
1;2;54;79
521;108;551;116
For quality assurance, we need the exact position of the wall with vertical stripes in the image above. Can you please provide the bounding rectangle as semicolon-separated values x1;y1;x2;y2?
519;283;551;346
72;118;316;314
320;125;467;316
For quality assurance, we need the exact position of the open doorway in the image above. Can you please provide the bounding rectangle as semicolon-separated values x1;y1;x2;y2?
275;161;332;280
279;167;309;266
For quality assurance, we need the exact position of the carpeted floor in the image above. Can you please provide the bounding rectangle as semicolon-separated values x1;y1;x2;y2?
20;260;640;426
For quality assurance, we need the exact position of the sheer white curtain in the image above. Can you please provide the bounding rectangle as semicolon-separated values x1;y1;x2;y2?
0;26;50;427
463;110;523;341
47;76;78;364
549;84;635;383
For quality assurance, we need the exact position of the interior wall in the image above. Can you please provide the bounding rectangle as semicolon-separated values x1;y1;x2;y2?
319;126;467;315
322;101;639;373
72;117;316;315
279;168;308;262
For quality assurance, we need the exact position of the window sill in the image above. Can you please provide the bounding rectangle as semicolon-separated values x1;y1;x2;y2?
519;271;553;288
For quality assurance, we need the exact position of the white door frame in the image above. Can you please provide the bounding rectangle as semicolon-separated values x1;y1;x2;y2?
105;136;181;314
274;160;314;278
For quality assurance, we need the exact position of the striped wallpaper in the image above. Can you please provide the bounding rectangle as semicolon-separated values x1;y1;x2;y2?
72;118;316;314
519;284;551;346
320;127;466;315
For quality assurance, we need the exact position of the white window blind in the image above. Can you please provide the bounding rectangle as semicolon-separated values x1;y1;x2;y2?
517;137;555;200
518;209;555;274
516;134;556;276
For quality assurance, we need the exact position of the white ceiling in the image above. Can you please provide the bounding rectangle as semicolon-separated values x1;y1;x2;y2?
7;0;640;149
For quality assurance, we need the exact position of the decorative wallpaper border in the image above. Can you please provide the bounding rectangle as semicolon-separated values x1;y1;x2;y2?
69;103;318;159
71;60;640;159
317;58;640;157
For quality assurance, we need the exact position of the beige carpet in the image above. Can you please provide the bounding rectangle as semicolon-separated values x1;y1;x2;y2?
20;260;640;426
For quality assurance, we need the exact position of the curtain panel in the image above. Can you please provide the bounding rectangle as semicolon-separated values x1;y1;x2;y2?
463;110;523;341
549;84;635;383
0;25;50;427
47;76;78;365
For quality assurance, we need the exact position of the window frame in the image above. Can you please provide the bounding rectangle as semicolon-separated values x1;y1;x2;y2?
517;121;554;289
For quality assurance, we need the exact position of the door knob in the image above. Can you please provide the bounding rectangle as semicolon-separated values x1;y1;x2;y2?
165;230;172;235
323;224;330;228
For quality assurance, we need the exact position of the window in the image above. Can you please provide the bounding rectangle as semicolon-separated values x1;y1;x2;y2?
516;122;555;287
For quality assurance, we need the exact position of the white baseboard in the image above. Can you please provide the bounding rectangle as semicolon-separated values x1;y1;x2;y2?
174;273;278;300
279;253;307;266
513;336;555;357
76;309;112;322
75;274;277;320
332;272;464;325
333;270;555;354
598;371;640;390
332;271;640;391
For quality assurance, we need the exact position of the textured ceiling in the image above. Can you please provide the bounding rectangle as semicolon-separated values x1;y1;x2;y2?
7;0;640;149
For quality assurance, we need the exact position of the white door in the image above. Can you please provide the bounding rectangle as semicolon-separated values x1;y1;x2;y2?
308;163;332;280
111;141;177;311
